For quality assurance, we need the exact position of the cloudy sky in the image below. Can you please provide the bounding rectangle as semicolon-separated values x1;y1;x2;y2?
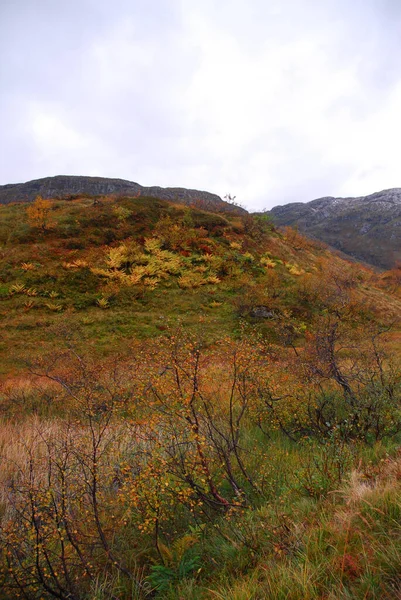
1;0;401;210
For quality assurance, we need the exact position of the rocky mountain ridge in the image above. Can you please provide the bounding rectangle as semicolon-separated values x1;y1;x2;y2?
269;188;401;269
0;175;246;215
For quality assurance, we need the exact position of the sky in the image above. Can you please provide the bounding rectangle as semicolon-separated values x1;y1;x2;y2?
1;0;401;211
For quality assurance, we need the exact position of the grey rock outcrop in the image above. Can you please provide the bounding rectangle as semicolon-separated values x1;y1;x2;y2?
269;189;401;269
250;306;275;319
0;175;247;215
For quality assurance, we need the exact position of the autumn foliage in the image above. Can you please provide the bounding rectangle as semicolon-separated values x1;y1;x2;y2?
0;314;400;598
26;195;54;231
0;196;400;598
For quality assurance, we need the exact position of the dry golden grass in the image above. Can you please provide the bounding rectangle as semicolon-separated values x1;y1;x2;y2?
0;416;64;516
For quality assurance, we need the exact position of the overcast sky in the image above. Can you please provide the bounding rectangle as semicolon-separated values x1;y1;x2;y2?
1;0;401;210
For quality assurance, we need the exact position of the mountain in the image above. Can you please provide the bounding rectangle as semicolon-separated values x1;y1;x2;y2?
0;175;246;214
269;188;401;269
0;192;399;374
1;192;401;600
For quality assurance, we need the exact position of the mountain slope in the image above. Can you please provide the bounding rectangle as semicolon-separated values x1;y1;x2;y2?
0;175;246;214
1;194;401;600
0;193;400;374
269;188;401;269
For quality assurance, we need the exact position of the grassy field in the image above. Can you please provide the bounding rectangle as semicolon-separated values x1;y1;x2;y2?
0;195;401;599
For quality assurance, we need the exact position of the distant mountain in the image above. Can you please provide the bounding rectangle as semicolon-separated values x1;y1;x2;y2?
0;175;246;215
269;189;401;269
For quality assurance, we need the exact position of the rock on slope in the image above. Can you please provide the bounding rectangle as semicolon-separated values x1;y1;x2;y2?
269;189;401;269
0;175;246;215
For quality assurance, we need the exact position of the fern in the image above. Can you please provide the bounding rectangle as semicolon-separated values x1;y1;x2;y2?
10;283;26;294
25;288;38;297
63;259;88;269
171;534;198;562
147;534;200;594
147;565;175;594
113;205;132;221
96;297;110;309
107;245;128;270
260;256;276;269
143;277;160;288
72;259;88;268
177;554;200;579
45;302;63;312
287;263;305;276
20;262;35;271
23;299;36;311
157;542;173;566
128;266;148;285
143;261;161;277
144;238;162;253
178;273;206;289
89;267;109;277
207;274;221;284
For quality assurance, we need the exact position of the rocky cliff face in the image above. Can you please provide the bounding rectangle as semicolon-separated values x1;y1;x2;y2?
269;189;401;269
0;175;246;215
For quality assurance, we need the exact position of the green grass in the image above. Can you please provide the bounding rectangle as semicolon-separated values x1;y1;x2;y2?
166;442;401;600
0;194;400;375
1;195;401;598
0;197;283;367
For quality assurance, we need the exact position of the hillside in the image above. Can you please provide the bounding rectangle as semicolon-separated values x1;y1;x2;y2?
269;188;401;269
1;194;401;600
1;193;400;374
0;174;246;214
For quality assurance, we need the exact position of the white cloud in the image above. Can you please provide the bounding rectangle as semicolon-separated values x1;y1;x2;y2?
1;0;401;209
31;113;88;152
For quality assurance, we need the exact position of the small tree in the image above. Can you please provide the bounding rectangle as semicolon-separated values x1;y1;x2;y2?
26;195;54;231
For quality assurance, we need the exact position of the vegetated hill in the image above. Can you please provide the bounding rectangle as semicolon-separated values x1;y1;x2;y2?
269;188;401;269
2;195;401;600
0;193;400;374
0;174;246;214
